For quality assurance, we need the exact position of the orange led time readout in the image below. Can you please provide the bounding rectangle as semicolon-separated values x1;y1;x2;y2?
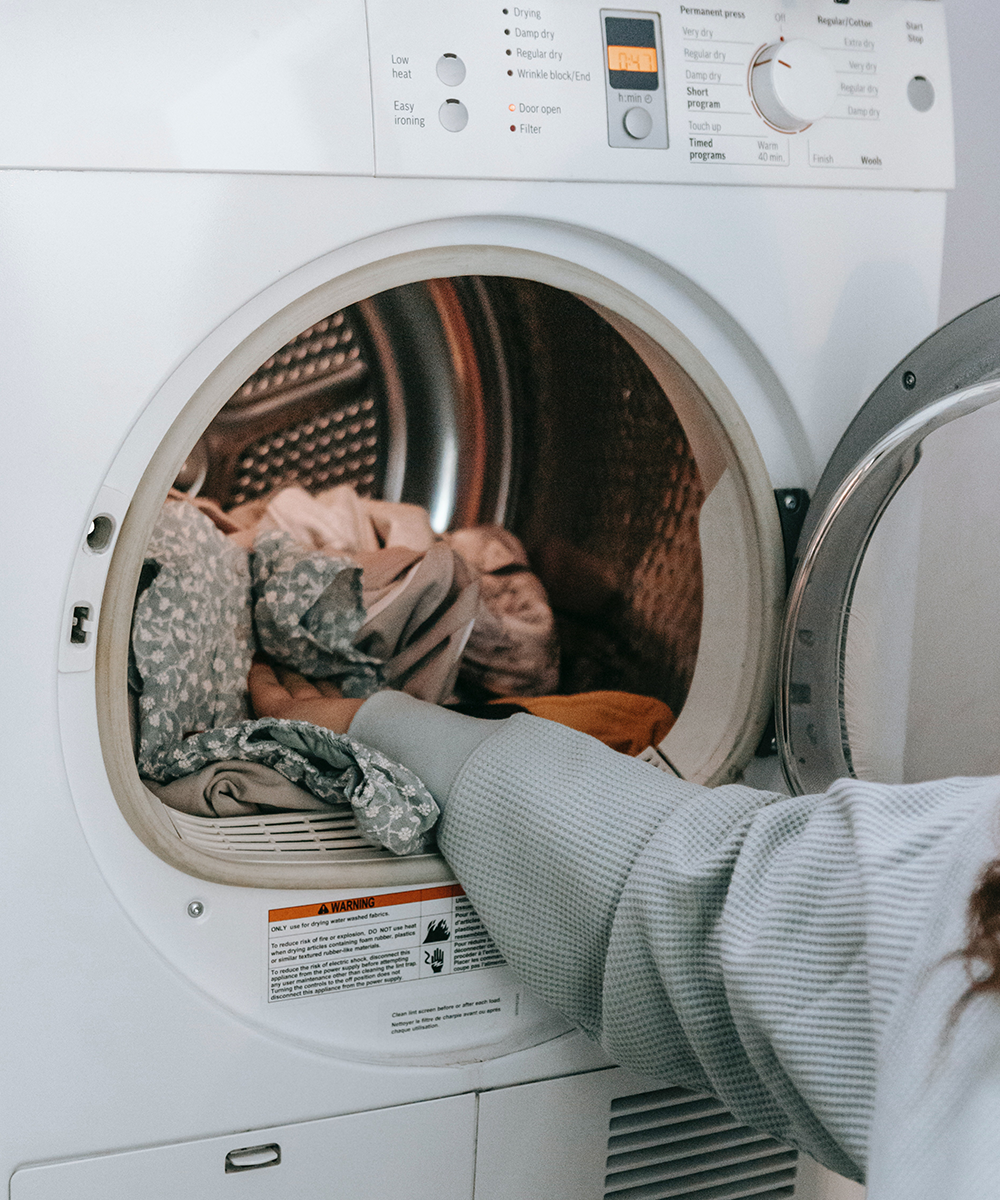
607;44;658;73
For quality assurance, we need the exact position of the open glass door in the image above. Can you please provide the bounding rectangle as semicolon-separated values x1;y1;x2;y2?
778;297;1000;795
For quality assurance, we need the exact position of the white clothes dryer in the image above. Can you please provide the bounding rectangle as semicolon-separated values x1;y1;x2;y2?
0;2;957;1199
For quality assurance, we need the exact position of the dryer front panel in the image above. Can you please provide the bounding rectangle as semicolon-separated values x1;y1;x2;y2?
60;232;786;1064
0;1;376;174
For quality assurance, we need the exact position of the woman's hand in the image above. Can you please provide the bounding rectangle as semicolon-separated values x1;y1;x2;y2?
248;660;365;734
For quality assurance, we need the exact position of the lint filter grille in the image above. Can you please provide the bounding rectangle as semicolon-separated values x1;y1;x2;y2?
164;806;397;865
604;1087;798;1199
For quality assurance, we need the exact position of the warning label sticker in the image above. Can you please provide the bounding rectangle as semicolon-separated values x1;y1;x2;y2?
267;884;505;1003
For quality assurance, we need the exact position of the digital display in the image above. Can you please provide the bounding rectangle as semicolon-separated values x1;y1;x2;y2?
605;16;659;90
607;45;658;74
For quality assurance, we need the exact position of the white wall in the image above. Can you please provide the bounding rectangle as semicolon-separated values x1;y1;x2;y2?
844;1;1000;790
940;0;1000;322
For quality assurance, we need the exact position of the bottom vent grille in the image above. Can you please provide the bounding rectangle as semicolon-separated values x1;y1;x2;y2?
605;1087;798;1200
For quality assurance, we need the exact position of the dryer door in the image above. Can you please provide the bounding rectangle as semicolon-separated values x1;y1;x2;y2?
778;297;1000;795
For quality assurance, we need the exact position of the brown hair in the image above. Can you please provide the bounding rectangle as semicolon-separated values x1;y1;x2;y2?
960;858;1000;998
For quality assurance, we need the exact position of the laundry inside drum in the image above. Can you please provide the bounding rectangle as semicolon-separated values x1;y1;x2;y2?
129;278;706;864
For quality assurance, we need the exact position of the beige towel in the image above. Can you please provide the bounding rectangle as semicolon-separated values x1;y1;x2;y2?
143;760;336;818
227;484;436;557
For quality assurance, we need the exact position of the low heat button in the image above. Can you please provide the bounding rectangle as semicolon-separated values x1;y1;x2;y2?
623;106;653;140
436;53;466;87
439;98;469;132
750;39;836;132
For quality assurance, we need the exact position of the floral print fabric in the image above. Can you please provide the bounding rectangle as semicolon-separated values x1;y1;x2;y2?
131;500;437;855
132;502;253;771
250;529;382;698
142;718;439;856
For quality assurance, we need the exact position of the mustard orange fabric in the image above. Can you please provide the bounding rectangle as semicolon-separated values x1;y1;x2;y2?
491;690;675;757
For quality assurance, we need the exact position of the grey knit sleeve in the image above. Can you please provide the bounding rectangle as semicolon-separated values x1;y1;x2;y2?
348;689;502;806
436;714;999;1182
346;693;999;1183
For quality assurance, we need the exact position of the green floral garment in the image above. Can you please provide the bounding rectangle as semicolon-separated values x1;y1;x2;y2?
142;717;439;856
251;529;382;697
132;501;253;770
131;500;436;855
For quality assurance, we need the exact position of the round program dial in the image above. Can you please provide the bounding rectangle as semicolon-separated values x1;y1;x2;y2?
749;39;837;133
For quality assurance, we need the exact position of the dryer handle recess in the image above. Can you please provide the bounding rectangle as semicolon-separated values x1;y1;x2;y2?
777;376;1000;797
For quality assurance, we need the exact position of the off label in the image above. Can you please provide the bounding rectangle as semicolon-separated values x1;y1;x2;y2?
267;884;504;1002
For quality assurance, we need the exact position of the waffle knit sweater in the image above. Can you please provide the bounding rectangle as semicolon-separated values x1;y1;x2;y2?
350;691;1000;1196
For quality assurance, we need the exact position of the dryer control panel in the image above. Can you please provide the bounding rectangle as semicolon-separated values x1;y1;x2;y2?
367;0;953;188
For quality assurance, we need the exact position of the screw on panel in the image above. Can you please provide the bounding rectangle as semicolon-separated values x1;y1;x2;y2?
774;489;810;590
902;371;917;390
187;901;205;918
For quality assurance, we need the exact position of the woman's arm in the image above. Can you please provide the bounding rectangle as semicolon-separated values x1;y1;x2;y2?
249;666;997;1185
249;663;502;803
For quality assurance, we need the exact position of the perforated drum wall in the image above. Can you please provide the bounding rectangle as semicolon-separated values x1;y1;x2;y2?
502;281;704;717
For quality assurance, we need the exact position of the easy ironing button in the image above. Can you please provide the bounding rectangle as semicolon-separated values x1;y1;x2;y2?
439;98;469;131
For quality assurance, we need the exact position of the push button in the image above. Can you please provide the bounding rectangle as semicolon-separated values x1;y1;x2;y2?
436;53;466;86
623;106;653;139
907;75;935;111
439;98;469;132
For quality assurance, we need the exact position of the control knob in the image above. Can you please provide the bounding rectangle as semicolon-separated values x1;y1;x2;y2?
749;39;836;133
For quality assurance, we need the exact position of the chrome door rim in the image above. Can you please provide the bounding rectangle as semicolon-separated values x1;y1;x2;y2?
778;374;1000;795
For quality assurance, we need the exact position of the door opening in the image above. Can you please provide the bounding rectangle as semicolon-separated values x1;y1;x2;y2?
96;259;783;889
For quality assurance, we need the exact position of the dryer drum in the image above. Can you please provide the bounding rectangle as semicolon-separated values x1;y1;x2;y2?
174;277;705;713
